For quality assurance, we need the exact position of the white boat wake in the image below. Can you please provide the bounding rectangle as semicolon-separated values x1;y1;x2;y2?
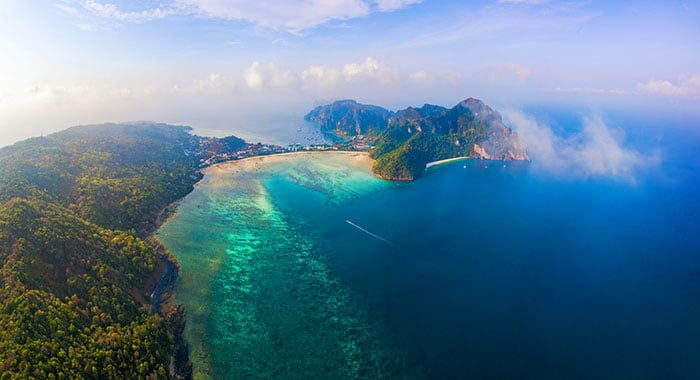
346;220;399;248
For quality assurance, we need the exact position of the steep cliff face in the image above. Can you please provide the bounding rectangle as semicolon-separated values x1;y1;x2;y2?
306;98;529;180
459;98;530;161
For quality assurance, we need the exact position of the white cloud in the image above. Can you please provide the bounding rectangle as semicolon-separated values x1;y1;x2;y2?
108;87;132;97
503;63;532;80
244;62;299;90
342;57;400;85
172;73;236;95
408;70;430;83
55;4;79;15
374;0;423;12
244;63;264;90
408;70;461;85
503;109;658;181
1;83;159;108
177;0;370;33
637;80;685;96
301;65;342;89
636;74;700;97
488;63;532;82
552;87;630;95
74;0;176;22
576;116;649;178
244;57;400;90
343;57;380;77
15;85;68;106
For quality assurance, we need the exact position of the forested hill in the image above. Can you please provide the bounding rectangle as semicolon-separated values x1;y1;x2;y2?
304;99;392;137
0;123;205;378
306;98;530;180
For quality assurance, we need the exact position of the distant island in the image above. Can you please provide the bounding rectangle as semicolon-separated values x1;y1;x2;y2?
306;98;529;180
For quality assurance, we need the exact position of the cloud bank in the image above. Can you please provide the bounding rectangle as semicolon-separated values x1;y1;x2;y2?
636;74;700;98
242;57;403;91
503;110;658;181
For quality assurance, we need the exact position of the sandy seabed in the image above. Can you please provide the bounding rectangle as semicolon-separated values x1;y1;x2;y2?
157;150;408;379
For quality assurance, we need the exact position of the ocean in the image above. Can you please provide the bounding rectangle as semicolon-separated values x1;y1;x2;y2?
156;110;700;379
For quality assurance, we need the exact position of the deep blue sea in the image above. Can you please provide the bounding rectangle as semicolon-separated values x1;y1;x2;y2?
158;110;700;379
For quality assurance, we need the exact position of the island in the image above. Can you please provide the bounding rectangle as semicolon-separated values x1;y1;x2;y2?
306;98;529;180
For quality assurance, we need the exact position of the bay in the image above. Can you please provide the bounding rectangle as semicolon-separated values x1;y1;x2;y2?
157;117;700;379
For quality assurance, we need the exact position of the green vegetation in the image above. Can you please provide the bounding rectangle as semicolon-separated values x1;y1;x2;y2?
308;98;528;180
305;99;392;137
370;102;484;179
372;135;426;180
372;132;467;180
0;123;201;378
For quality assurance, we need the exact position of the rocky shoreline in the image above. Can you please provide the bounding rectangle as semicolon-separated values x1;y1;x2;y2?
149;254;178;314
142;235;193;379
144;202;195;379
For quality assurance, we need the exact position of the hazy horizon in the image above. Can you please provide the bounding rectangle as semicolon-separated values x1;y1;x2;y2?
1;1;699;148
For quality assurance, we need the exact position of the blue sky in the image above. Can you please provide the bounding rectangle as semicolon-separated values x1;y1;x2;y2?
0;0;698;146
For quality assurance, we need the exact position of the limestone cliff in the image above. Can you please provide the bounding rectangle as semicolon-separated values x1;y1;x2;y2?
458;98;529;161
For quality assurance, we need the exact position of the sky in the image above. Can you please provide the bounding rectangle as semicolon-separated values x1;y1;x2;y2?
0;0;699;147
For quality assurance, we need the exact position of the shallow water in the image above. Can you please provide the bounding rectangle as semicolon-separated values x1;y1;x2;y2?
158;153;413;379
158;126;700;379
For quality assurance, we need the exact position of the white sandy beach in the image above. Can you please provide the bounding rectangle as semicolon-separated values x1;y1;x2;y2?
204;151;375;176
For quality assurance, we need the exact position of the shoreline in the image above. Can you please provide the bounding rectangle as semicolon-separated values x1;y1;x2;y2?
144;173;205;379
205;150;374;174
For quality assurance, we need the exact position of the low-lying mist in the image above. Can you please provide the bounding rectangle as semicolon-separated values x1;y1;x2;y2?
503;109;660;182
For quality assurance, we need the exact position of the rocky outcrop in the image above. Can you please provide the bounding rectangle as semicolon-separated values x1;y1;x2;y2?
461;98;530;161
473;143;491;160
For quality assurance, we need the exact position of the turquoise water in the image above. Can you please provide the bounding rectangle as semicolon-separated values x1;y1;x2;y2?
157;153;413;379
158;119;700;379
